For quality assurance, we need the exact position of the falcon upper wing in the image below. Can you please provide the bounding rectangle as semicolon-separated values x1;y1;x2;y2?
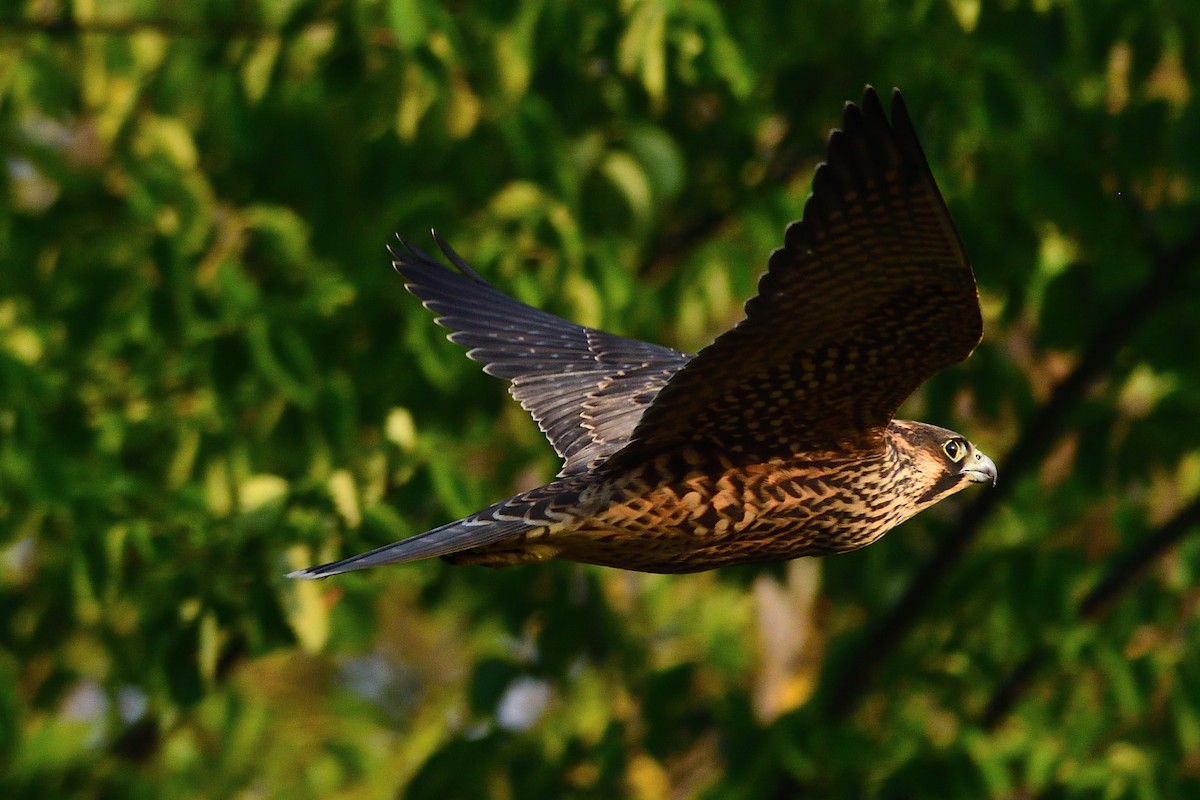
393;235;689;476
618;87;982;461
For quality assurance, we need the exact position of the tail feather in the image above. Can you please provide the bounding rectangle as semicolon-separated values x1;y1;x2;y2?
287;517;532;579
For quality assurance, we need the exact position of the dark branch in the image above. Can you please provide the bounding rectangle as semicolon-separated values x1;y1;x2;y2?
981;647;1048;729
982;493;1200;728
640;138;819;281
1078;495;1200;620
0;15;310;39
641;210;731;282
825;222;1200;720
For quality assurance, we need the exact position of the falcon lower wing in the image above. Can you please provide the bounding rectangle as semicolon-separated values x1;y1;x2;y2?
394;235;689;474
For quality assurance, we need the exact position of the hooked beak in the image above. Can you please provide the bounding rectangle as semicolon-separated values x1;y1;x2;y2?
964;452;998;487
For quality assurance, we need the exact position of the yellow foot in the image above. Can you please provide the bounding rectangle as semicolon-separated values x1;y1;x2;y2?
442;543;563;568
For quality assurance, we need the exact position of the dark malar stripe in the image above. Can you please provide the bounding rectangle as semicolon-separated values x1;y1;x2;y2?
916;473;963;506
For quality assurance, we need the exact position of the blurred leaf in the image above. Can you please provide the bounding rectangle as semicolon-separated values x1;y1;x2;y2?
388;0;428;50
600;151;654;232
619;1;668;110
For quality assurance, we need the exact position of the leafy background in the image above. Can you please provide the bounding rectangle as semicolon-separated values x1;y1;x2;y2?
4;0;1200;797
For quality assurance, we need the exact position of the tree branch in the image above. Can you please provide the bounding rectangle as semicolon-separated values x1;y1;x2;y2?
982;493;1200;727
1;15;283;38
640;136;819;280
825;222;1200;720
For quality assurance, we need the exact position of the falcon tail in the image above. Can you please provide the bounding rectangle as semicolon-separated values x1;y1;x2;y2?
286;515;532;579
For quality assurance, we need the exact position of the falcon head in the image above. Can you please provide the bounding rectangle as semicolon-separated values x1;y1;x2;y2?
888;420;997;512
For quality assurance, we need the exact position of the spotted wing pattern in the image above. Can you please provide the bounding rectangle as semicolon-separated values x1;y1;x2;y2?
393;235;689;475
620;87;982;461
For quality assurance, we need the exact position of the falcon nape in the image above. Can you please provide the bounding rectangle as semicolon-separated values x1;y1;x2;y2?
289;86;996;579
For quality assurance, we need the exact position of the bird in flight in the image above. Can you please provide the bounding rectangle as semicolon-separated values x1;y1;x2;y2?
289;87;995;579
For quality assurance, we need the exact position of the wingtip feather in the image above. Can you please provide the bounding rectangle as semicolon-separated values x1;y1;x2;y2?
431;230;490;283
285;568;324;580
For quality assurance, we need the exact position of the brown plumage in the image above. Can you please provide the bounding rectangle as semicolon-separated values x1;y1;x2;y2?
289;87;996;579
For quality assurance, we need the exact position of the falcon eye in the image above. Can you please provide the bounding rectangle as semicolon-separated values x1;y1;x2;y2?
942;438;966;462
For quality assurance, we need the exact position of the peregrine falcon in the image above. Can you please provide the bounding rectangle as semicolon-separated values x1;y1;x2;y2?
289;87;996;578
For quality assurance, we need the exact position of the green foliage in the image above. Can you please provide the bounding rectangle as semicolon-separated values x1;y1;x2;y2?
4;0;1200;797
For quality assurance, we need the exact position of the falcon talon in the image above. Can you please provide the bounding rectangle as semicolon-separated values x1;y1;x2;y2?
290;86;994;579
